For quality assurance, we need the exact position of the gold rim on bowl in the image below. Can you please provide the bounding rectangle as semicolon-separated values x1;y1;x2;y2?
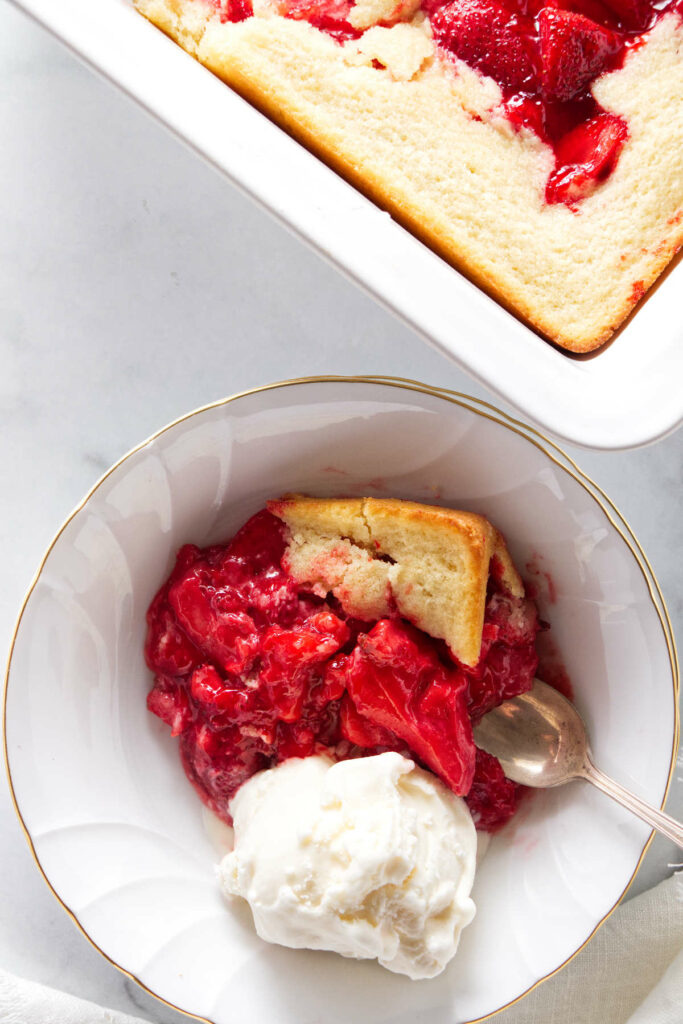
3;375;679;1024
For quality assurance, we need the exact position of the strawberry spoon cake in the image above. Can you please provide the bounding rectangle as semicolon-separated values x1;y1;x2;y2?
135;0;682;351
145;498;540;833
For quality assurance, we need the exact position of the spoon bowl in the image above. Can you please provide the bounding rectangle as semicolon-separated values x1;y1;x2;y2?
473;679;589;787
474;679;683;848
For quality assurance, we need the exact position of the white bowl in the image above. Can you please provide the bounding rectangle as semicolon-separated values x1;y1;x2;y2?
4;377;679;1024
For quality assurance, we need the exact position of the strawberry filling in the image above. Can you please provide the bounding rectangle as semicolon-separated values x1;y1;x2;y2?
430;0;677;204
145;509;540;832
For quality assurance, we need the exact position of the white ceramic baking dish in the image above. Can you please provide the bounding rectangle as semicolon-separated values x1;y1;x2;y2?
10;0;683;450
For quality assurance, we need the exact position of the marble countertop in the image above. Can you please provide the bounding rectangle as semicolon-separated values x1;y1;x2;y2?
1;3;681;1020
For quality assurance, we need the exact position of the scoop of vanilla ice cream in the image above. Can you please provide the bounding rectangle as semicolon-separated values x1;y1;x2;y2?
219;752;477;979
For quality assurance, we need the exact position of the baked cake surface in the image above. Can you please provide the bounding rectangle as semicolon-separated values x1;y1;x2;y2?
135;0;683;352
268;495;523;667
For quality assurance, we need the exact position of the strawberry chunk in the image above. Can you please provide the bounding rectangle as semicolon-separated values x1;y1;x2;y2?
539;8;620;102
554;0;619;24
545;112;628;203
273;720;318;760
600;0;653;28
147;677;192;737
219;509;287;573
484;591;539;647
189;664;263;722
180;724;268;822
275;0;361;40
169;572;261;675
339;691;403;748
213;0;253;21
259;615;350;722
466;748;522;832
145;591;203;676
306;652;349;710
228;0;253;20
466;642;539;720
430;0;537;93
342;620;476;795
462;590;538;721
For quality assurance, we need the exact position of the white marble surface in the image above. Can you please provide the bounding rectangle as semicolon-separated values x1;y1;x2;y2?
1;3;681;1020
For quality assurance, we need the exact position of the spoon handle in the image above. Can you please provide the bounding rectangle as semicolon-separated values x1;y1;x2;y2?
582;760;683;849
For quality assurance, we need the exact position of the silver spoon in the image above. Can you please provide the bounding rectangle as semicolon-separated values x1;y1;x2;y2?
473;678;683;848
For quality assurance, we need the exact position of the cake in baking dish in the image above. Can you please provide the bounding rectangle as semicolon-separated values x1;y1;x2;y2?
134;0;683;352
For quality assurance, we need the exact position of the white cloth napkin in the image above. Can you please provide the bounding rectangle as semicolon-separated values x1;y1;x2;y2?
494;869;683;1024
1;872;681;1024
0;971;150;1024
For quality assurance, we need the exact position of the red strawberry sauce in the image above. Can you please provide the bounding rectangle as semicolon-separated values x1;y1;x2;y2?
209;0;678;205
146;509;540;832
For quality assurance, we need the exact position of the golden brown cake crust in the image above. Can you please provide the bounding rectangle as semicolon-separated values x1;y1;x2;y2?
268;495;524;667
135;0;683;352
